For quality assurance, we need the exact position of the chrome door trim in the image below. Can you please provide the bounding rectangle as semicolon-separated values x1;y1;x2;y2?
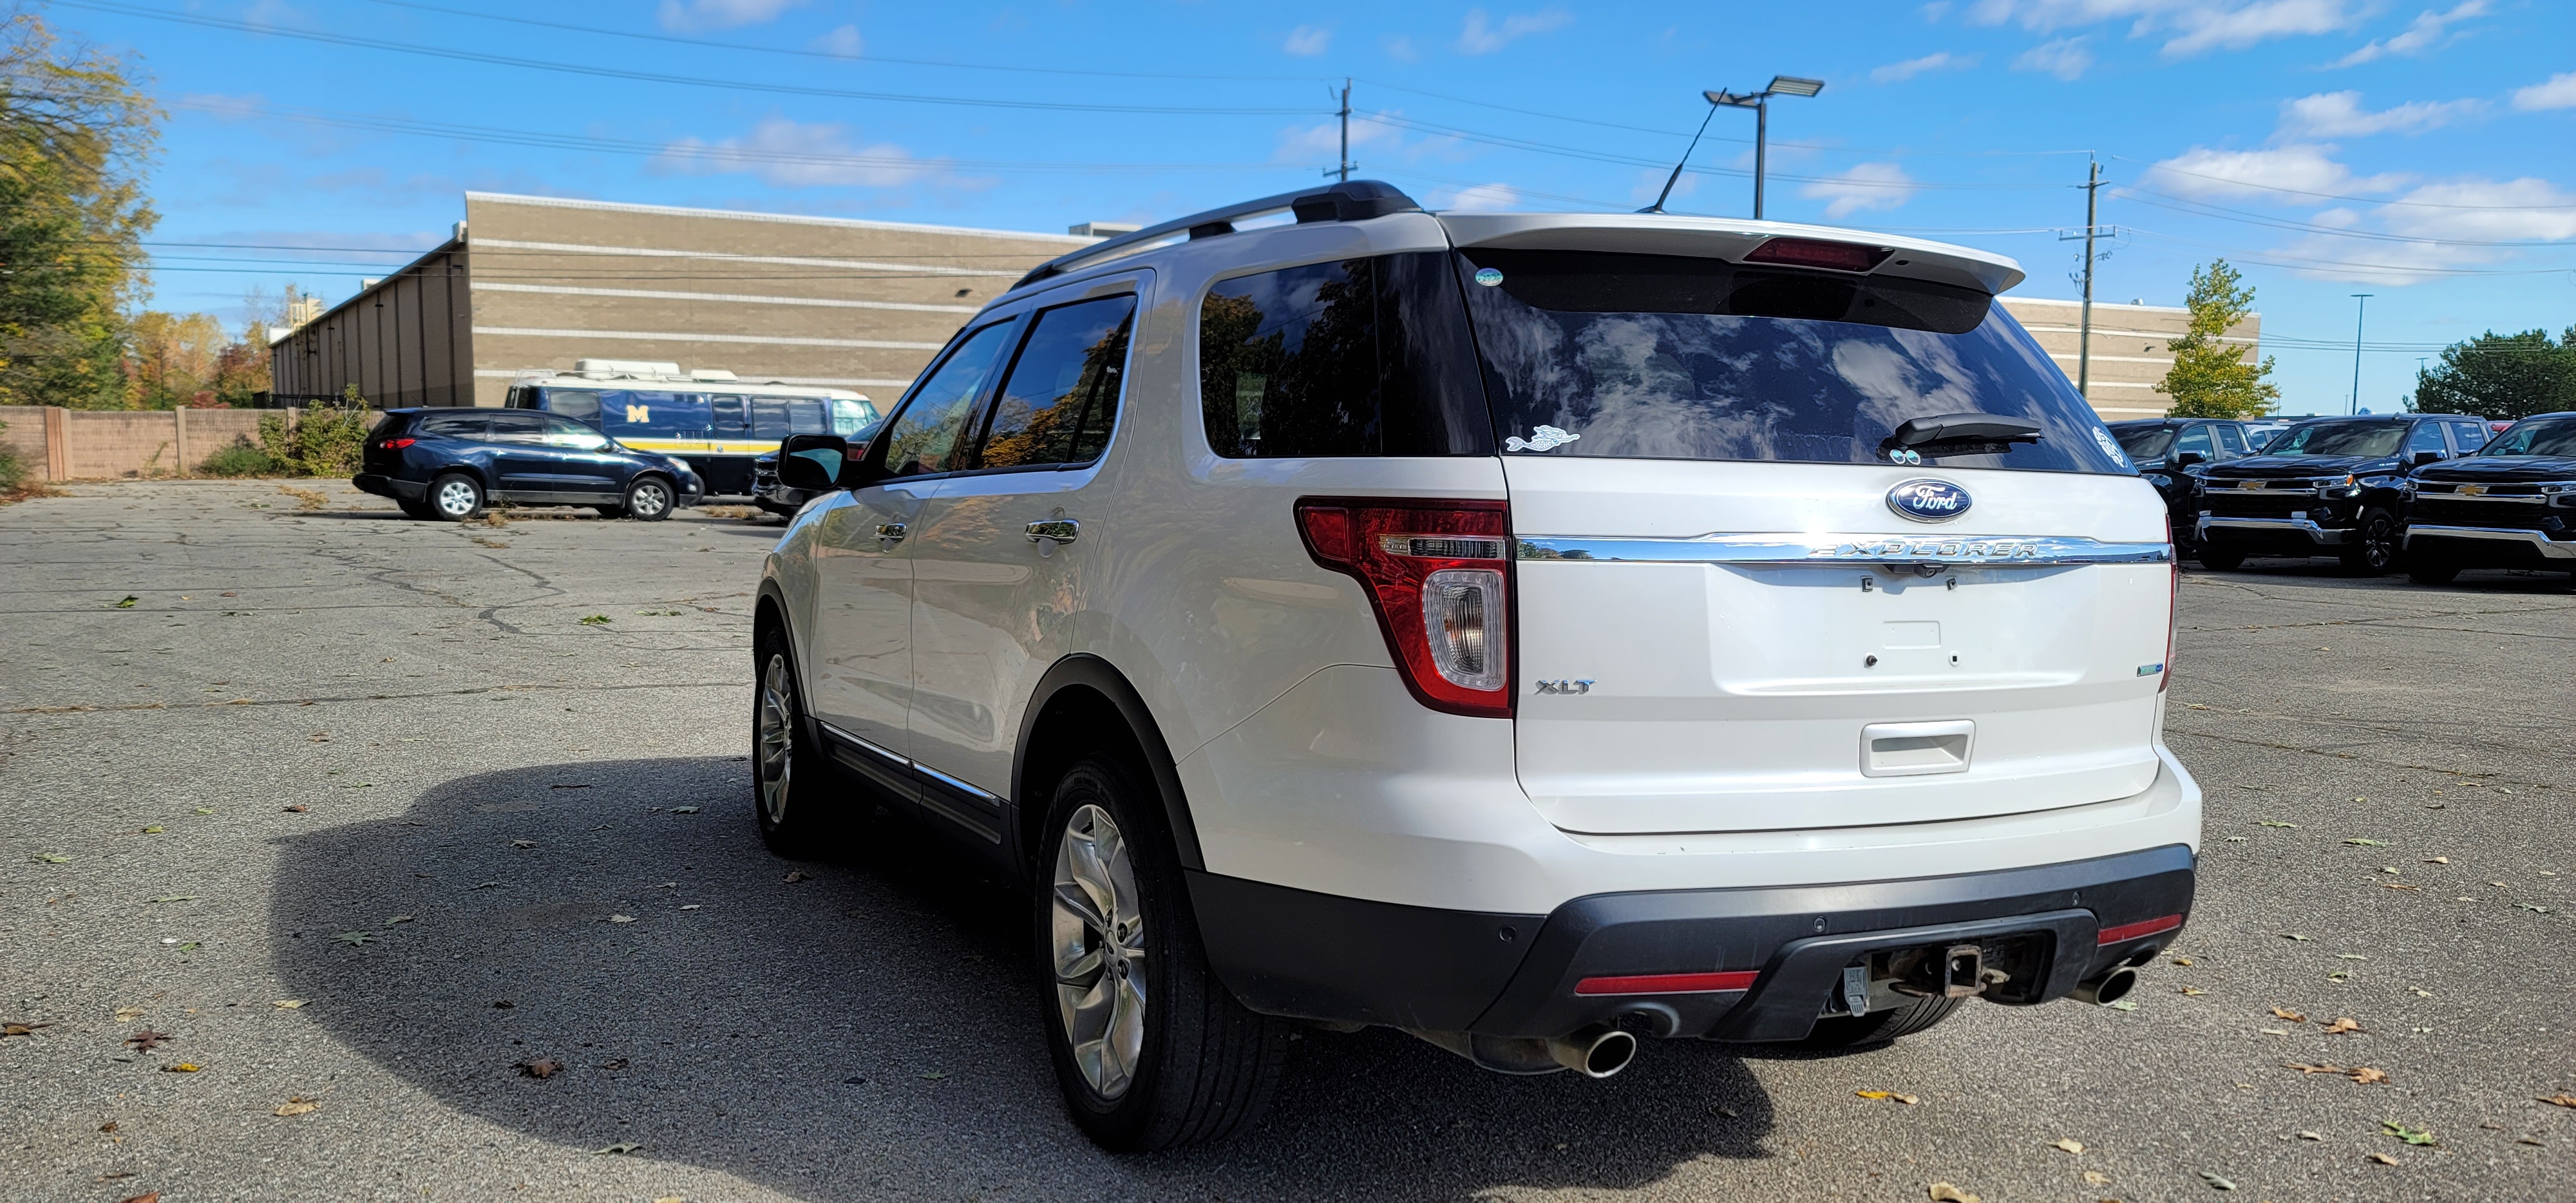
819;721;909;768
916;761;1004;804
1513;533;2172;567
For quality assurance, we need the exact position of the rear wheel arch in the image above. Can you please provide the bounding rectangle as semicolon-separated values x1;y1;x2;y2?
1014;656;1203;880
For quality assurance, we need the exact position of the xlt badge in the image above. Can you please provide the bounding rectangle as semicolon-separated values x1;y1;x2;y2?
1533;679;1595;695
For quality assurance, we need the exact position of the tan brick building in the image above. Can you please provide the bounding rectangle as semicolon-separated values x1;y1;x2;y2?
267;192;1094;409
1998;296;2262;421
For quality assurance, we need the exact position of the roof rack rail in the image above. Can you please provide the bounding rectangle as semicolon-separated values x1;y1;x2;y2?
1014;180;1419;290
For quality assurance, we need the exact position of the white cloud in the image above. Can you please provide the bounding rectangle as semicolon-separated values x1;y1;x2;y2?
2327;1;2486;68
1968;0;2362;57
2278;91;2483;137
658;0;804;33
2512;72;2576;112
2143;143;2409;201
2273;176;2576;285
1871;52;1980;83
1430;182;1521;213
1283;25;1331;55
1798;162;1919;218
811;24;861;57
1457;8;1572;55
1382;33;1419;61
2012;35;2094;79
654;118;942;188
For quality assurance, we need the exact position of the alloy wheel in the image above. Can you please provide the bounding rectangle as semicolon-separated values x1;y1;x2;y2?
435;478;478;517
632;480;672;519
1050;803;1146;1099
2363;513;2398;571
756;653;794;826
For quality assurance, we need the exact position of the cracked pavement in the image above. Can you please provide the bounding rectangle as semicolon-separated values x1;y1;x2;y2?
3;479;2570;1202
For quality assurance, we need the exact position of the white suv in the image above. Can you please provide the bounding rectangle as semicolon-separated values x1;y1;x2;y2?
754;182;2201;1150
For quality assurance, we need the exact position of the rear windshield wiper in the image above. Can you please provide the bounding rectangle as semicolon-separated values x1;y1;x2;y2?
1890;413;2045;447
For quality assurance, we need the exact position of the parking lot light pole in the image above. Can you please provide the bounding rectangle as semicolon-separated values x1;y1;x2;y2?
2348;294;2373;415
1707;75;1824;221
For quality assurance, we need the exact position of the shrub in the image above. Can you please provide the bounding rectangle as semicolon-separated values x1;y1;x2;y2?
254;386;375;477
0;438;24;494
199;438;285;477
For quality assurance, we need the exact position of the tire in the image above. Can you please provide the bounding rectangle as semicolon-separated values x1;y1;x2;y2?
751;629;838;857
2195;546;2246;571
396;498;437;520
2407;560;2461;585
1037;756;1283;1151
624;476;676;522
427;473;484;520
1797;994;1965;1050
2340;508;2400;574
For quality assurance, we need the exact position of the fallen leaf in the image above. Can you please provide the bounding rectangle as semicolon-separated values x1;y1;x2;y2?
161;1063;201;1073
2383;883;2420;891
126;1029;173;1052
1889;1092;1918;1104
281;806;307;813
1926;1184;1979;1203
2537;1095;2576;1108
592;1142;641;1155
2286;1062;2345;1074
784;871;811;883
2350;1067;2389;1085
2199;1170;2236;1190
334;931;373;946
271;999;305;1009
100;1122;117;1133
2259;1027;2290;1036
3;1021;51;1037
2172;956;2194;966
2298;1130;2324;1141
32;853;69;864
2366;1152;2399;1165
112;596;138;609
510;839;537;849
2281;933;2311;941
386;915;413;925
145;896;194;904
679;904;701;911
140;826;162;834
2344;838;2387;846
492;1000;515;1009
2335;954;2368;961
2382;1121;2436;1146
2259;821;2297;828
2423;857;2449;864
580;615;611;625
2322;1017;2363;1035
515;1058;564;1079
2052;1137;2085;1154
2106;998;2139;1011
1856;1090;1891;1100
2327;971;2352;981
2271;1007;2308;1023
273;1097;319;1117
607;914;636;924
2083;1170;2110;1185
116;1193;157;1203
2179;985;2207;996
2517;904;2554;913
113;1007;146;1022
2521;1137;2546;1146
598;1058;629;1070
669;806;701;815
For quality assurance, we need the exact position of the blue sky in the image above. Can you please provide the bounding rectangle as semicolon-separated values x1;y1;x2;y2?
58;0;2576;415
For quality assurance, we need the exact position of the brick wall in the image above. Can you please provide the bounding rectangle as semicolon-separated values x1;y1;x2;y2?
0;406;292;481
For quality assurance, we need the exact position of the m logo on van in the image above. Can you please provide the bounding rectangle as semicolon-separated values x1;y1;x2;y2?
1886;479;1972;523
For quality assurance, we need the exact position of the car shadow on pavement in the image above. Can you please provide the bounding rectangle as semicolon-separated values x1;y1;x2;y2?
267;757;1777;1200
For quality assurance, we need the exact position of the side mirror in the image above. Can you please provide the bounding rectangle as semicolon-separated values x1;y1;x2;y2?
2409;450;2443;466
777;433;849;490
2174;450;2207;468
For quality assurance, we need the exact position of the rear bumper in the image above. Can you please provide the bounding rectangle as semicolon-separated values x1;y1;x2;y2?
352;473;424;502
2405;524;2576;561
1191;844;2193;1042
2196;514;2353;547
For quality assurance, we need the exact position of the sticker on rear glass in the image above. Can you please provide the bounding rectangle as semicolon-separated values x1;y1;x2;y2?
1473;267;1505;287
2092;426;2130;469
1505;425;1580;453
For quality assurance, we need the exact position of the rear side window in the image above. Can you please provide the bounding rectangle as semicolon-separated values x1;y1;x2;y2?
2407;422;2448;456
1458;249;2127;473
415;413;489;439
1198;252;1490;458
882;319;1018;477
977;295;1135;470
2215;425;2247;455
2449;421;2489;453
2175;425;2213;458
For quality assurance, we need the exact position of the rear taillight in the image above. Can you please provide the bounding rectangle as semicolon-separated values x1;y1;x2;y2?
381;437;416;450
1741;237;1892;272
2161;517;2179;692
1296;498;1513;718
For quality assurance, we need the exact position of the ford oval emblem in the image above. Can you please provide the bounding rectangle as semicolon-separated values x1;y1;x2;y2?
1886;478;1972;523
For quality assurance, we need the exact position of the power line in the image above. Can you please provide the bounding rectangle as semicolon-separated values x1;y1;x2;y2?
52;0;1322;116
2114;187;2576;247
2106;153;2576;210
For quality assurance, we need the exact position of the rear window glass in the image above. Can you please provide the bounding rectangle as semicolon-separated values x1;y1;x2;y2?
2112;424;2175;459
2482;417;2576;457
1457;249;2128;474
2263;421;2407;458
1198;252;1490;458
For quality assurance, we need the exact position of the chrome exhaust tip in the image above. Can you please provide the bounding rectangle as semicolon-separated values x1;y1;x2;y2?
2070;966;2138;1007
1548;1026;1638;1079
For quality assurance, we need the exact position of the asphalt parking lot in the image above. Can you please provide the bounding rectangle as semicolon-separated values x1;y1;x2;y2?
5;478;2571;1203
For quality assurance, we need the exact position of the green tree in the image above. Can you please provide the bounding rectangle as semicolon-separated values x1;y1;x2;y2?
2155;259;2279;419
0;8;160;409
2409;327;2576;421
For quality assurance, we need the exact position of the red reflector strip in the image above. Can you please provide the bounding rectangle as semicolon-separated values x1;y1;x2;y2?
2097;914;2183;945
1575;971;1759;996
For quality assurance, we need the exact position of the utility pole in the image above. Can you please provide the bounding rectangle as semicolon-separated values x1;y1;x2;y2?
1334;79;1354;184
2078;158;2102;402
2348;294;2373;414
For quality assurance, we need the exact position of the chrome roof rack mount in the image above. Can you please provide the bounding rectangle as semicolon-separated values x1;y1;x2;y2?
1015;180;1419;290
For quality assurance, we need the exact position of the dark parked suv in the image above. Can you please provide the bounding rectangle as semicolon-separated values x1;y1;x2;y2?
2108;419;2260;555
354;407;705;522
2193;413;2486;573
2401;412;2576;584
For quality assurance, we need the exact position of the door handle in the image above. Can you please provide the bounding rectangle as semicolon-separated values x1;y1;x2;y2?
1024;518;1079;545
875;522;907;542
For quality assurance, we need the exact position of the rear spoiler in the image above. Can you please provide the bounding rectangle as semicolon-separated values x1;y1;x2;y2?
1435;213;2025;296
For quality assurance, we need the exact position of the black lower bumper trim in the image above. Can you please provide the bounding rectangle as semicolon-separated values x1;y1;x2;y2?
1192;844;2195;1043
